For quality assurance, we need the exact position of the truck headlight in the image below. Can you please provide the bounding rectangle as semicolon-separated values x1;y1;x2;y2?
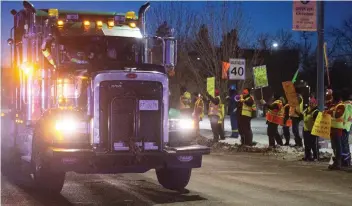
55;117;78;133
179;118;195;129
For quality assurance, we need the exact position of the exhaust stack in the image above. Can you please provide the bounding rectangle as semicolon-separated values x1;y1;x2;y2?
138;2;150;64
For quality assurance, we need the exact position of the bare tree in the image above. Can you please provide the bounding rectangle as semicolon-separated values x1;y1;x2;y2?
184;2;262;98
147;2;266;107
273;29;299;49
328;16;352;63
146;2;201;107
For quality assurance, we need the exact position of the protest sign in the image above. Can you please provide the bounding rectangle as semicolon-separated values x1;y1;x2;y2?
282;81;299;107
311;112;331;139
207;77;215;97
253;65;268;88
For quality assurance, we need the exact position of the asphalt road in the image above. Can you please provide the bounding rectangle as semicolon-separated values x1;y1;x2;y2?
2;152;352;206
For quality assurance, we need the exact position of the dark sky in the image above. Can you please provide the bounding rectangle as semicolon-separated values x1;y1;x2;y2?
1;1;351;67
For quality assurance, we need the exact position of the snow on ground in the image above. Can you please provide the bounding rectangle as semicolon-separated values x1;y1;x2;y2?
200;116;352;156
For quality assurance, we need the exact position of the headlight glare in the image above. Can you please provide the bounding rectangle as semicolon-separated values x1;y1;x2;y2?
55;117;78;133
179;119;194;129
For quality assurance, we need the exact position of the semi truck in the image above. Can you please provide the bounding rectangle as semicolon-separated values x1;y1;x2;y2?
5;1;210;193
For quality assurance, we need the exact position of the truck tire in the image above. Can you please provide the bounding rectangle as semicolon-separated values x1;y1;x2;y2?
31;150;66;193
156;167;192;191
31;135;65;193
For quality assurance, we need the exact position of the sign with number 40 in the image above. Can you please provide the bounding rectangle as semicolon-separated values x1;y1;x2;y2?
229;58;246;80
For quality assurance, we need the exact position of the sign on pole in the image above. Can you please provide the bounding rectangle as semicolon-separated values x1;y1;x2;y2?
229;58;246;80
292;1;317;31
253;65;268;88
207;77;215;97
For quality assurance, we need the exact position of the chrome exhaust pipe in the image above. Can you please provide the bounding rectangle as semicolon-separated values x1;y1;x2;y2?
138;2;150;63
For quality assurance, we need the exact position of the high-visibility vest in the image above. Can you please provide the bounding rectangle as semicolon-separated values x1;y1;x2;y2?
180;91;191;109
290;95;303;117
282;104;292;127
266;100;283;125
220;103;225;120
303;107;318;131
194;98;204;118
42;49;56;68
330;102;345;129
209;96;221;118
70;57;89;64
241;95;255;117
343;101;352;132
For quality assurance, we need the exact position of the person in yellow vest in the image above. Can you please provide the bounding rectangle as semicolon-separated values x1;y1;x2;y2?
179;87;192;116
261;93;284;148
280;96;292;146
206;89;225;142
325;91;345;170
289;92;304;147
302;97;319;161
192;93;204;137
341;90;352;167
238;88;256;146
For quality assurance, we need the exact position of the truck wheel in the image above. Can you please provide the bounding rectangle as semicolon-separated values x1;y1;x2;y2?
31;144;65;193
156;167;192;191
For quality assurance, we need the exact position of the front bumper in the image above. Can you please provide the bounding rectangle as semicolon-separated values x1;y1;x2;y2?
45;145;210;174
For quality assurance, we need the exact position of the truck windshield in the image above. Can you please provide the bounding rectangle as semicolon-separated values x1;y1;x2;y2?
58;36;141;70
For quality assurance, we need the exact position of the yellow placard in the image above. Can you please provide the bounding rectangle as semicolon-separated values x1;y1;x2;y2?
253;65;268;88
282;81;299;107
311;112;331;139
207;77;215;98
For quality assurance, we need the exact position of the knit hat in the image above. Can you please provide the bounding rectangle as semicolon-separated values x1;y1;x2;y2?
215;89;220;96
309;97;317;106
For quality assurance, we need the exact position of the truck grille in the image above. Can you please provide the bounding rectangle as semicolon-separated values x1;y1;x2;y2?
99;80;163;152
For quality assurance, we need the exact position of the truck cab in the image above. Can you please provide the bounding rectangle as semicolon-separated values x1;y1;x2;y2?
5;1;209;193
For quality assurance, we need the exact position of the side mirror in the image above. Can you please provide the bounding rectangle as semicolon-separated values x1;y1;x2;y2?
7;38;14;45
164;38;177;69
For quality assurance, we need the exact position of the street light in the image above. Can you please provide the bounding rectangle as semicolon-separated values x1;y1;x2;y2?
272;42;279;48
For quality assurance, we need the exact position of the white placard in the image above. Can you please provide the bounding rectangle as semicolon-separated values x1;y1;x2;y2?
229;58;246;80
139;100;159;111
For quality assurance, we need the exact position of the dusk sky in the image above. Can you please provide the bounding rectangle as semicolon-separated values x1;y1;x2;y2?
1;1;352;67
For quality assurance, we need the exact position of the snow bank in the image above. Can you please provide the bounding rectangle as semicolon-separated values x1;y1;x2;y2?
199;116;351;158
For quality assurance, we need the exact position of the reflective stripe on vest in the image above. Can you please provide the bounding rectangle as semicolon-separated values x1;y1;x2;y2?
331;103;345;129
42;49;56;68
282;104;292;127
290;96;303;117
343;101;352;131
194;98;204;118
303;108;318;131
266;100;283;125
220;104;225;120
180;91;191;109
209;96;221;117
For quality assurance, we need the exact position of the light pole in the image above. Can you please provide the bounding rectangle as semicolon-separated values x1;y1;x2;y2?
316;1;325;111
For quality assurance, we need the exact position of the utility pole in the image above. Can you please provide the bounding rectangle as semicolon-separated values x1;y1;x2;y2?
316;1;325;111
